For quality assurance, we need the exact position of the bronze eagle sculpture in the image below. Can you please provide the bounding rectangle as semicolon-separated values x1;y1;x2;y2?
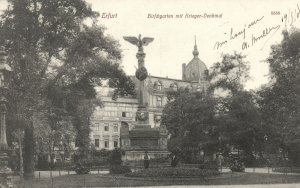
123;34;154;52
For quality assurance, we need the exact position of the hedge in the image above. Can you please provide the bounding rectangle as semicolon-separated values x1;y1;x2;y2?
126;167;220;178
273;167;300;173
110;165;131;174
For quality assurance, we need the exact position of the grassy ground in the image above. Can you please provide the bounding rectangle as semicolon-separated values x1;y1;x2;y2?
12;172;300;187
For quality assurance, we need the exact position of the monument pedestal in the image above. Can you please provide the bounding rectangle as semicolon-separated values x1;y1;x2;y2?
121;108;169;161
121;128;169;161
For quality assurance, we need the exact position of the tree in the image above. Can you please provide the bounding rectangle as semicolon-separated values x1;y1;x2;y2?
208;52;250;95
34;109;75;168
0;0;135;186
209;52;263;166
217;90;263;165
258;29;300;166
162;88;218;163
7;117;25;184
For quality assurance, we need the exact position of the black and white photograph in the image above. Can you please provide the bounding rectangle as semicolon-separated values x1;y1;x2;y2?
0;0;300;187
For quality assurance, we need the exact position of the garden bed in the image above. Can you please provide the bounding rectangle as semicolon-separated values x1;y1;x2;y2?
126;167;220;178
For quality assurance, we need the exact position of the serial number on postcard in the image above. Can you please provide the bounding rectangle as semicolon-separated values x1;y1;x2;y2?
271;11;280;15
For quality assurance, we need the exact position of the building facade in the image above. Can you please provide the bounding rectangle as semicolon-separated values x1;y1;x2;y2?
90;96;138;150
90;41;209;151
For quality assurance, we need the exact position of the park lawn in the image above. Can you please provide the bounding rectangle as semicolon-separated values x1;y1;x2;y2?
16;173;300;187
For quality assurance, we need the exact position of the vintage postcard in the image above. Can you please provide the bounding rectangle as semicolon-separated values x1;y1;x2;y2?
0;0;299;187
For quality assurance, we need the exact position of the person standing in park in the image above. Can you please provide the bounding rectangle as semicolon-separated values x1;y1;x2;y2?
144;151;150;169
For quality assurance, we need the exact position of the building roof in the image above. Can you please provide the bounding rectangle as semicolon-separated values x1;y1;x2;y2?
183;39;208;82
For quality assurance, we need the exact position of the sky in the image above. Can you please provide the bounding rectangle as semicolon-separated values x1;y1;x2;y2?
1;0;300;90
84;0;300;90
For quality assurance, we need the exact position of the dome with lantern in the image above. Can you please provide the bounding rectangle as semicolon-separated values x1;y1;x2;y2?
182;38;208;82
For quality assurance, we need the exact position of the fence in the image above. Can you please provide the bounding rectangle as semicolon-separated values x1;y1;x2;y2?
34;166;110;179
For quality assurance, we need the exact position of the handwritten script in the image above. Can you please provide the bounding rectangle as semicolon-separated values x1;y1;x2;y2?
214;4;300;51
214;16;281;51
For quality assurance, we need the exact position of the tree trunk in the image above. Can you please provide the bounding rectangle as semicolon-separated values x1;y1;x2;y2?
49;140;54;168
18;129;24;187
23;123;35;188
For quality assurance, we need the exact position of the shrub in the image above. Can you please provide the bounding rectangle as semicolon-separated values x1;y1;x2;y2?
226;154;245;172
198;160;219;171
85;158;109;168
110;165;131;174
171;157;179;167
108;148;130;174
229;159;245;172
8;150;20;173
74;160;90;174
167;154;179;167
287;141;300;167
150;156;170;164
36;155;50;170
126;167;220;177
273;167;300;173
109;148;123;165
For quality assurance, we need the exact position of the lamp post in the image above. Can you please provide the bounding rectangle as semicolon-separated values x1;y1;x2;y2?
0;47;13;187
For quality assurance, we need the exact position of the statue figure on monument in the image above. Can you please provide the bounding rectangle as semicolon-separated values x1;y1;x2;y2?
123;34;154;53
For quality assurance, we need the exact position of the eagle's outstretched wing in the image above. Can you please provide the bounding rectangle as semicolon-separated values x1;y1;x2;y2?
142;37;154;46
123;36;139;46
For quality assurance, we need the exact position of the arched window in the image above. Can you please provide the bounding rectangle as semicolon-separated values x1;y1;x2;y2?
173;84;178;91
156;96;162;107
154;81;162;90
154;115;161;123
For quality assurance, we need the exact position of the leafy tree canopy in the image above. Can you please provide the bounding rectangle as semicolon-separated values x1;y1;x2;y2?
0;0;135;183
258;29;300;165
162;89;218;163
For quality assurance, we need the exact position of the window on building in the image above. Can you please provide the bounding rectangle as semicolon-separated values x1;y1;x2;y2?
173;84;178;91
157;96;162;107
114;140;118;148
197;86;201;92
154;81;162;90
114;125;118;132
122;112;126;117
95;123;100;131
170;83;178;91
192;72;196;79
95;139;99;147
104;140;109;148
157;82;162;90
154;115;161;123
104;124;109;131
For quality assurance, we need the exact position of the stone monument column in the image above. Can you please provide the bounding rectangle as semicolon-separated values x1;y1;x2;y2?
123;34;154;127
